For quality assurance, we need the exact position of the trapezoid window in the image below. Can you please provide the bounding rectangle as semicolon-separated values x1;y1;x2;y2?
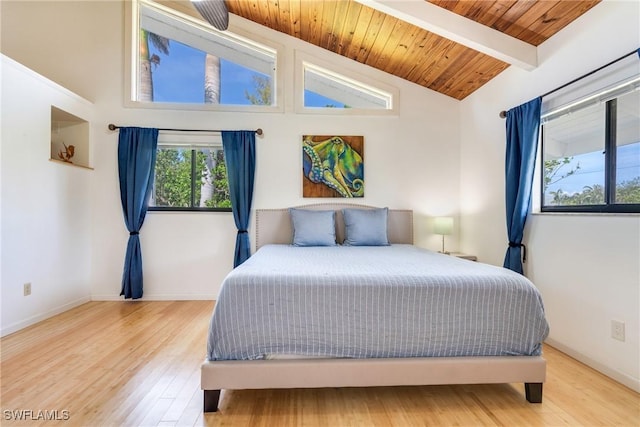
303;62;393;110
132;0;277;107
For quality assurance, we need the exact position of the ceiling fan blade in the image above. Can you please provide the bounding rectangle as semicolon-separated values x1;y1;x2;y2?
192;0;229;31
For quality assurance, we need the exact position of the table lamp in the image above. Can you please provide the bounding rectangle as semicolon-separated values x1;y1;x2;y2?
434;217;453;254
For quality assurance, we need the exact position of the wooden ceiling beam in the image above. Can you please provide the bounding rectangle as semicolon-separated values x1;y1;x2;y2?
353;0;538;70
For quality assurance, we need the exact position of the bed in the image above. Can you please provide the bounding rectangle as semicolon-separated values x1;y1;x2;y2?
201;204;549;412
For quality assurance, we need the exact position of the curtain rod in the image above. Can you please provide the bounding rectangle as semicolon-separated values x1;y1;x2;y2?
108;123;263;136
499;48;638;118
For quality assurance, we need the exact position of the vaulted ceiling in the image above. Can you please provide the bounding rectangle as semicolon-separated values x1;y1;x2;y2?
184;0;602;100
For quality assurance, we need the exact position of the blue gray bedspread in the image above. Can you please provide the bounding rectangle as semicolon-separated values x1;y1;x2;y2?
207;245;549;361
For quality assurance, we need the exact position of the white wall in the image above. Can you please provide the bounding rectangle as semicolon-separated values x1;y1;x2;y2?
0;55;93;335
1;1;461;301
460;1;640;391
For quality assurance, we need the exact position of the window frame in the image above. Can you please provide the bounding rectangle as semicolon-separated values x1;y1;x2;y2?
540;97;640;214
124;0;283;113
149;140;232;213
294;51;399;116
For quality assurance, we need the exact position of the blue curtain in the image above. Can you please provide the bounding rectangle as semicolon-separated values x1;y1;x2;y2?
222;131;256;267
118;127;158;299
504;97;541;274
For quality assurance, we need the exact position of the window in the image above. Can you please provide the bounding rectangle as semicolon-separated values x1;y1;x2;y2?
303;62;392;109
149;132;230;212
131;0;277;108
541;53;640;213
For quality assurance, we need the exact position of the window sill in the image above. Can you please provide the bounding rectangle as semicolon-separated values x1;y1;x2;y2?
531;211;639;217
148;208;232;213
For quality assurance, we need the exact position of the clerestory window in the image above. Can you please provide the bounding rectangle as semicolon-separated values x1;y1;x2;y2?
130;0;277;108
303;62;393;109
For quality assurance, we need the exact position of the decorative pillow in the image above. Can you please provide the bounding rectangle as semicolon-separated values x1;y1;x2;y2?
289;208;337;246
342;207;390;246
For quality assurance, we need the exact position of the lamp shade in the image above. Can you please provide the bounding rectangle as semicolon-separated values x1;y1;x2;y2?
433;217;454;235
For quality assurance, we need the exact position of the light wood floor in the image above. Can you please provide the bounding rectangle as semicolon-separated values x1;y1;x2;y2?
1;301;638;426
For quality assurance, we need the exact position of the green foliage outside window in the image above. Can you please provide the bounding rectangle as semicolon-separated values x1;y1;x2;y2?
152;147;230;209
543;157;640;206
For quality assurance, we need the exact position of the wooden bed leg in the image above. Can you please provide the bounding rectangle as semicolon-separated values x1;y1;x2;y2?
203;389;221;412
525;382;543;403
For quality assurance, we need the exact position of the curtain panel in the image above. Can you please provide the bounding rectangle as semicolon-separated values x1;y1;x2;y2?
504;97;541;274
118;127;158;299
222;130;256;267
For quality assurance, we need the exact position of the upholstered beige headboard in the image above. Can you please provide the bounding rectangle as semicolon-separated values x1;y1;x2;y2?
255;204;414;250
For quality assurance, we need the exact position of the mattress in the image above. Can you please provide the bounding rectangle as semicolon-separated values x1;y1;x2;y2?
207;244;549;361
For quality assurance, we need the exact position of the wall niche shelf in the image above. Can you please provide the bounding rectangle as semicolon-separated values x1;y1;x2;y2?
48;158;94;170
51;106;91;169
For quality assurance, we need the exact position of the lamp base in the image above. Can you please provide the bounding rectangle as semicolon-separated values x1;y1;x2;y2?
439;235;449;255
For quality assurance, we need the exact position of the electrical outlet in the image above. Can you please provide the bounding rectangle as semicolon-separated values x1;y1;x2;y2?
611;320;625;342
24;282;32;296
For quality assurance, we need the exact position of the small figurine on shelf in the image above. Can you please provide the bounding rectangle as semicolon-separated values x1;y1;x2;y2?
58;142;75;163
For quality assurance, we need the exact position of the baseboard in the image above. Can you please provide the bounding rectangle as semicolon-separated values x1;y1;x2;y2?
545;338;640;393
91;294;216;301
1;296;91;337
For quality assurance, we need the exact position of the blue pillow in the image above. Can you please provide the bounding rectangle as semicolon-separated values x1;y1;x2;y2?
342;207;389;246
289;208;337;246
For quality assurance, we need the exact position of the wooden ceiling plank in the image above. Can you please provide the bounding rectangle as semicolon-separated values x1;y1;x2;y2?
500;0;558;45
223;0;599;100
354;10;393;63
344;3;375;60
428;1;460;11
489;0;538;33
386;29;431;78
449;59;510;99
336;1;365;56
225;1;248;21
306;1;325;47
326;0;351;51
246;0;263;25
414;40;464;88
276;0;293;36
254;0;272;27
298;0;311;41
405;34;460;83
382;24;425;76
401;33;448;82
288;0;302;39
319;0;339;49
460;0;496;22
360;14;401;65
441;0;478;17
516;0;600;46
430;0;516;28
430;48;481;90
355;0;538;70
439;52;505;99
482;0;519;28
264;0;288;34
372;19;414;72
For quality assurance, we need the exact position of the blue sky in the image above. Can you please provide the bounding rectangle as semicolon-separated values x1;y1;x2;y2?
148;39;262;104
148;36;343;107
545;142;640;194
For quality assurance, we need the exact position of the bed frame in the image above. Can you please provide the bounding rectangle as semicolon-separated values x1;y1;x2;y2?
201;203;546;412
